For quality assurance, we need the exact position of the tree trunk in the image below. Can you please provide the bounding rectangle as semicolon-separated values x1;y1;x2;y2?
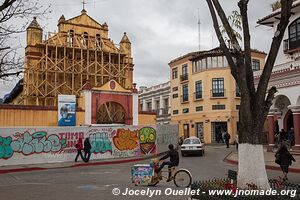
237;144;270;189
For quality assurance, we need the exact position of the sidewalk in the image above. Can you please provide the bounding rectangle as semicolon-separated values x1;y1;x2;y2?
0;154;160;174
225;150;300;173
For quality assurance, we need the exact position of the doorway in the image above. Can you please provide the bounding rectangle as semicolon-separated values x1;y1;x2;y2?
211;122;228;143
195;122;204;140
183;124;190;139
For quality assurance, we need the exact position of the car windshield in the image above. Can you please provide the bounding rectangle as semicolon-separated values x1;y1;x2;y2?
184;139;200;144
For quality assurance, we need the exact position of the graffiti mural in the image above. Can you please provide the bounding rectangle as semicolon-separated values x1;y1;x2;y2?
0;136;13;159
113;129;138;151
131;164;154;186
138;127;157;155
11;131;67;155
88;129;113;154
0;125;178;166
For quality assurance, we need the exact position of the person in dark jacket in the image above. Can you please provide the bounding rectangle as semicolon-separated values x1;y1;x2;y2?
275;145;296;181
224;131;231;148
75;138;85;162
84;138;92;162
156;144;179;182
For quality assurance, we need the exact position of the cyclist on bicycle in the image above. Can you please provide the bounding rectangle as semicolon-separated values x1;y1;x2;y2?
155;144;179;182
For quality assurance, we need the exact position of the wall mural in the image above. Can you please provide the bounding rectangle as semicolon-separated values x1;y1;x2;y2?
0;125;178;166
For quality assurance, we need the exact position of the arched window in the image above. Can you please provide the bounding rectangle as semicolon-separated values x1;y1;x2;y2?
67;30;74;46
288;18;300;50
81;32;88;47
96;34;102;50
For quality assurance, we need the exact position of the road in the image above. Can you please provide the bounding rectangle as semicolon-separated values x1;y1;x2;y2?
0;146;300;200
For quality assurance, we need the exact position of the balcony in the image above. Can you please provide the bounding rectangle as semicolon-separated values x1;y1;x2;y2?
283;39;300;54
180;95;189;103
194;92;203;101
180;74;189;82
211;89;226;98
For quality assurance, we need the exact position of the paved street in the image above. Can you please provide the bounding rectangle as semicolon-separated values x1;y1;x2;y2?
1;146;300;200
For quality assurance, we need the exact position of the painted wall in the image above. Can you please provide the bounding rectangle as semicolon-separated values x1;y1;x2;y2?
138;112;156;125
0;105;85;127
0;124;178;166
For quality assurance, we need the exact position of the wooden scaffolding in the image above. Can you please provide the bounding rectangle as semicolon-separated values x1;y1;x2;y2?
21;29;133;106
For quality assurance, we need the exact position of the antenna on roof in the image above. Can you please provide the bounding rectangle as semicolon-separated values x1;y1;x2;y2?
198;8;201;51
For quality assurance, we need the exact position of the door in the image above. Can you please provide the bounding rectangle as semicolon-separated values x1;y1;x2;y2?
195;122;204;140
183;124;190;139
211;122;227;143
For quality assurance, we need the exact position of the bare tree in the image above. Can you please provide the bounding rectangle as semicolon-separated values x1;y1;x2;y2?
206;0;293;189
0;0;50;80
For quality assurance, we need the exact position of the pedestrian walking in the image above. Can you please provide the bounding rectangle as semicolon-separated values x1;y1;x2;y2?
288;127;295;147
222;130;226;143
84;138;92;162
75;138;84;162
275;145;296;181
235;134;239;150
224;131;231;148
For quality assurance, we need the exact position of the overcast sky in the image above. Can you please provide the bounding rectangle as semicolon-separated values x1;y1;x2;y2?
0;0;276;98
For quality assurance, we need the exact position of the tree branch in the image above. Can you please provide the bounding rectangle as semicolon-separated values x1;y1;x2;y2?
256;0;293;105
206;0;238;79
0;71;22;79
238;0;255;98
212;0;241;51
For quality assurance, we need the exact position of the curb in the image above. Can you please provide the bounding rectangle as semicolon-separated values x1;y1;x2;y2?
224;152;300;174
0;152;167;175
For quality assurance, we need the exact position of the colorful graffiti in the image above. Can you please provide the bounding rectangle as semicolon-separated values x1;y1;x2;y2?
138;127;157;155
88;130;113;154
131;164;154;186
113;129;138;151
0;136;13;159
0;125;178;166
11;131;67;155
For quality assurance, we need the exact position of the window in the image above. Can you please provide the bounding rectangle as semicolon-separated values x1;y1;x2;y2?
252;59;260;71
147;102;152;111
172;68;178;79
172;87;178;92
182;84;189;102
212;78;225;97
236;105;240;110
207;57;212;69
67;30;74;46
183;108;189;113
173;93;178;99
212;57;218;68
196;106;203;112
212;105;226;110
96;34;102;49
181;64;188;81
195;81;202;99
82;32;88;47
236;83;240;97
173;110;179;115
182;64;188;75
140;103;143;111
288;18;300;50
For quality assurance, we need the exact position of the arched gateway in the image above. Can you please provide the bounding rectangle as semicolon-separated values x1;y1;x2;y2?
97;102;126;124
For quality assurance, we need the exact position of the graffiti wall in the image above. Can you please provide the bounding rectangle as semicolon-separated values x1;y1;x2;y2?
0;125;178;166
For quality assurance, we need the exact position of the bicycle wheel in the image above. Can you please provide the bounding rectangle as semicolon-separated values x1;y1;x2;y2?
173;169;192;187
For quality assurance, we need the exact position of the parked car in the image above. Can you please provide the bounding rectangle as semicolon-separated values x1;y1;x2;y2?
181;136;205;156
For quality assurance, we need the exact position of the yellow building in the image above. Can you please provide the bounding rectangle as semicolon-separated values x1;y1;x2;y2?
169;47;266;143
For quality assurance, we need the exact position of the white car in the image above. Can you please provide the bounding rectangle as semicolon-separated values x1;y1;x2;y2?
181;136;205;156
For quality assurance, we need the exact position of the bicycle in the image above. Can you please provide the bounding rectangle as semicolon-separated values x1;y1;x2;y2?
148;162;192;187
